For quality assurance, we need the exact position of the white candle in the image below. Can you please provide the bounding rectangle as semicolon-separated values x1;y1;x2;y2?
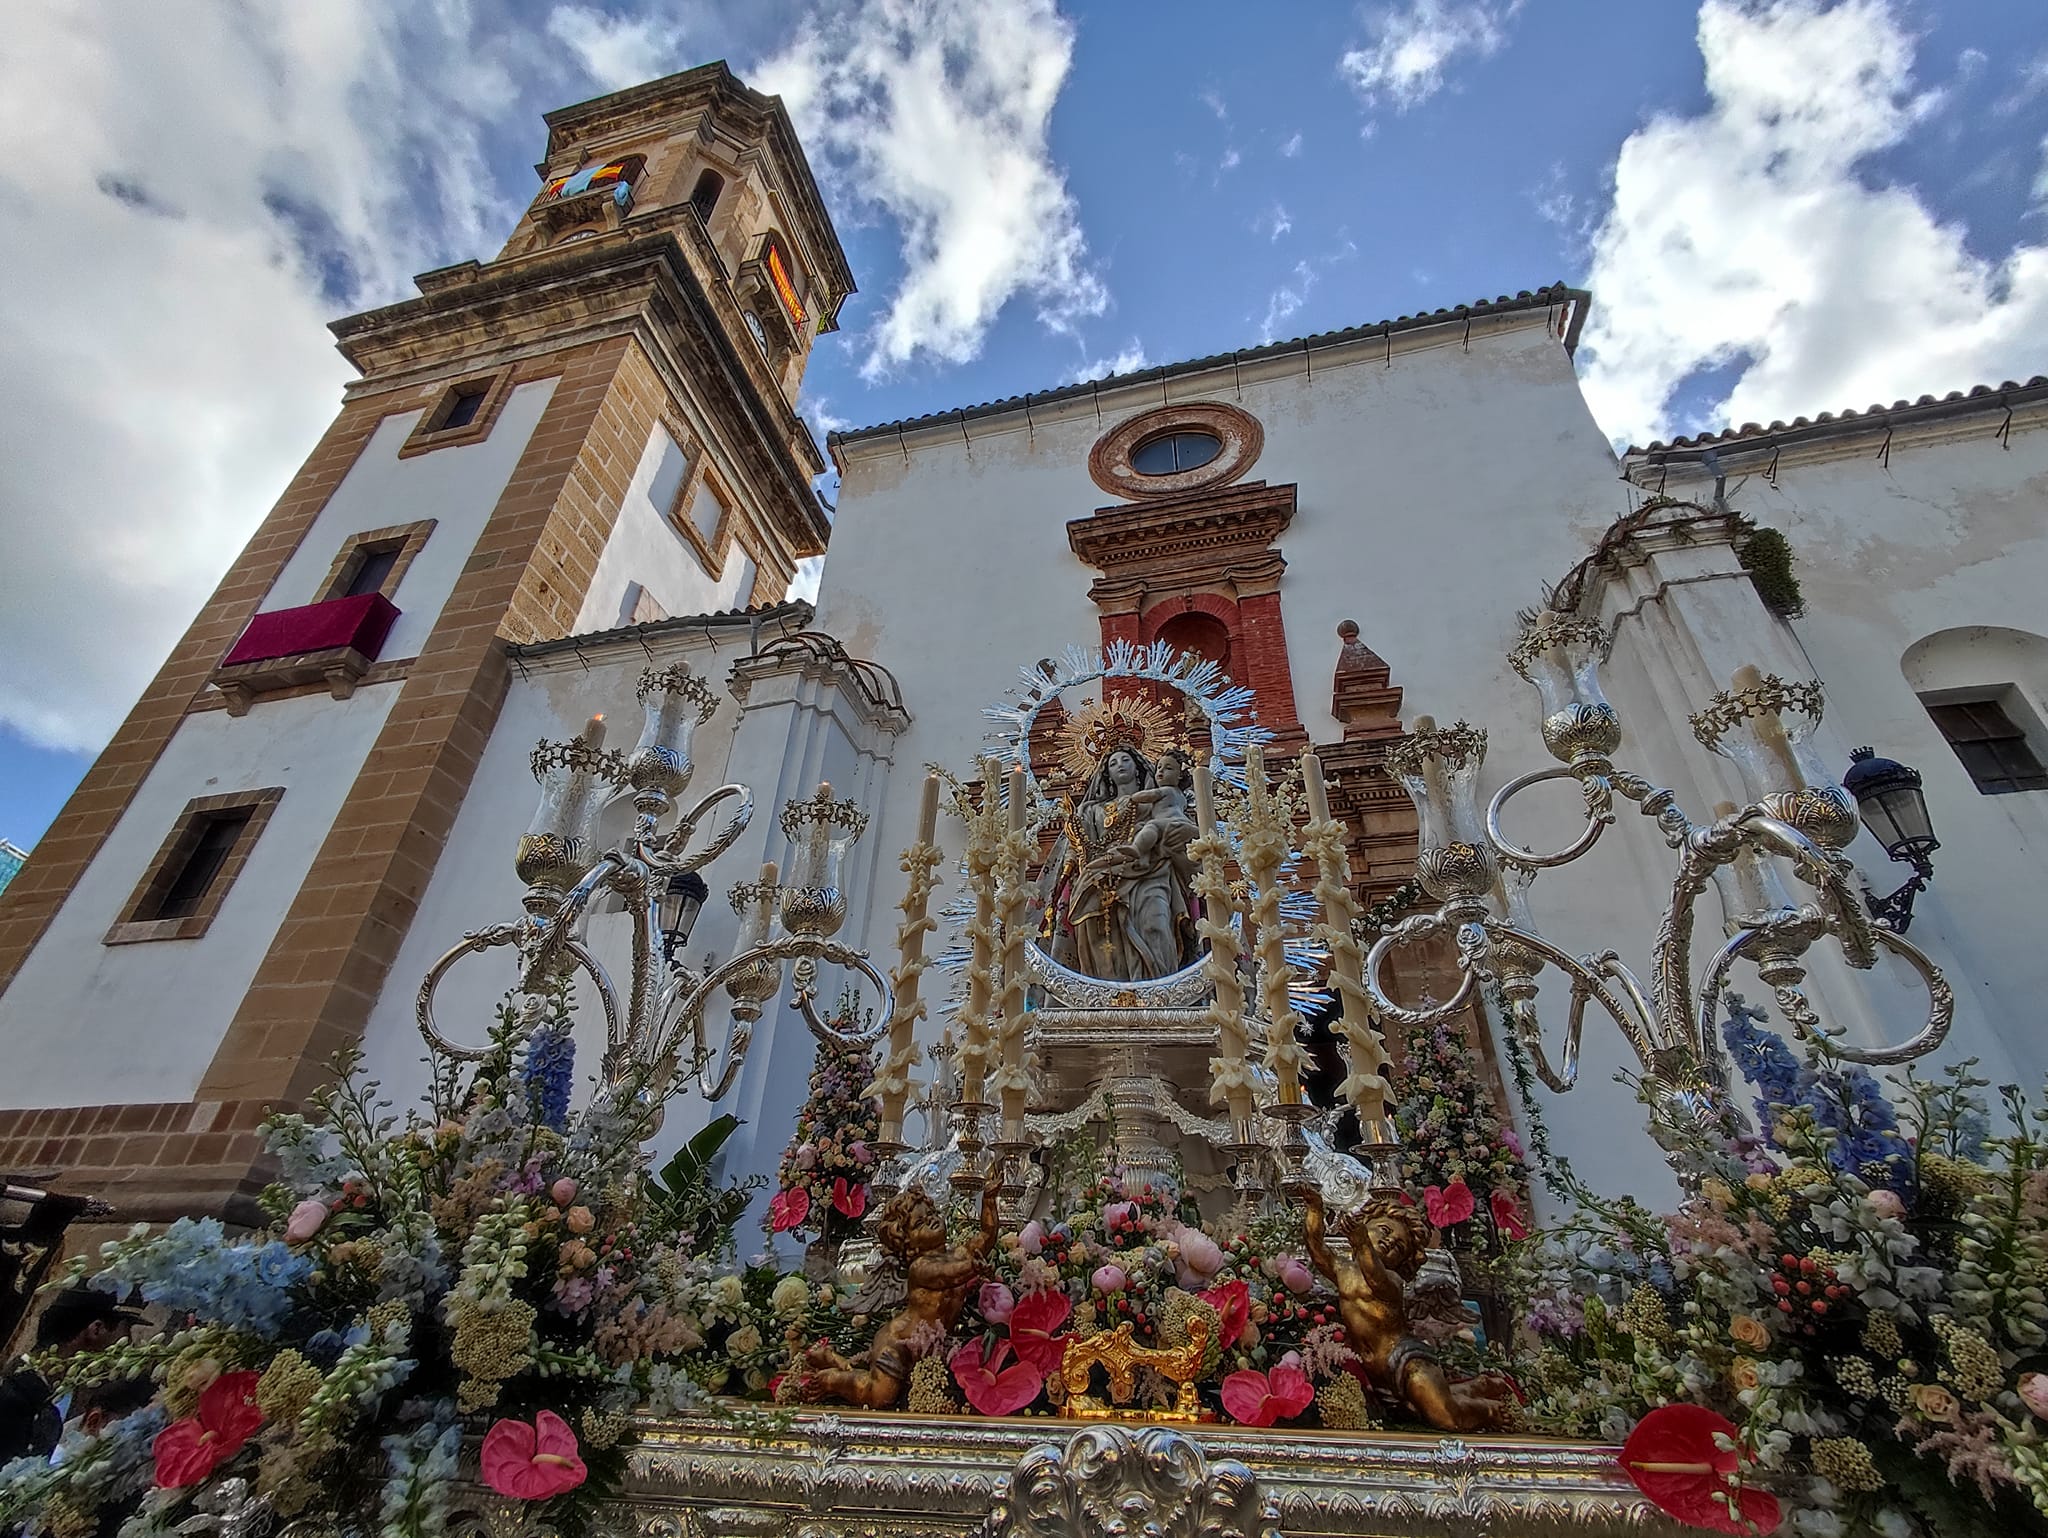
875;774;943;1146
995;765;1032;1141
1192;760;1255;1126
1300;751;1392;1127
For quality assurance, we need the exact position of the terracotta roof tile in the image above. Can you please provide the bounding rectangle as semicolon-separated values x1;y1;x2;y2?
830;283;1588;447
1629;376;2048;456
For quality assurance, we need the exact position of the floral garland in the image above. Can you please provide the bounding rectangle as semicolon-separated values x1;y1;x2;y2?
1514;999;2048;1535
766;994;881;1240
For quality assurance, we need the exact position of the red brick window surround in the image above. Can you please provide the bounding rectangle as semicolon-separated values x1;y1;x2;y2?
398;368;516;458
104;788;284;946
1089;401;1264;501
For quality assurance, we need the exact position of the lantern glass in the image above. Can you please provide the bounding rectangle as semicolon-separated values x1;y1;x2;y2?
1844;748;1938;864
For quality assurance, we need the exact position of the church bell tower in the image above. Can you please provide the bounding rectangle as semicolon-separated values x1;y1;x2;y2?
0;64;853;1223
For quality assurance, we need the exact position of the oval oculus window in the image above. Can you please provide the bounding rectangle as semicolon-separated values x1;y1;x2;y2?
1130;430;1221;476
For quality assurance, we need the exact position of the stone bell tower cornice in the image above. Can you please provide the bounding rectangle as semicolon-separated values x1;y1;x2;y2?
330;222;831;559
538;62;853;331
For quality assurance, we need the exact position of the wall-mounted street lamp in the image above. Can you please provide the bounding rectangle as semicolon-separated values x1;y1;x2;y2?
659;870;709;964
1843;747;1939;932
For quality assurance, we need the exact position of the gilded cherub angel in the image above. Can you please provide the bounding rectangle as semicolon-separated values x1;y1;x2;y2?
1301;1186;1517;1432
801;1167;1003;1409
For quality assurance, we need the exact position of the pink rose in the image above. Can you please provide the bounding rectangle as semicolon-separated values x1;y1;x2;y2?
1175;1228;1224;1280
1018;1221;1046;1256
284;1200;329;1244
848;1141;870;1165
1279;1258;1314;1295
481;1411;587;1500
1103;1201;1137;1230
1092;1264;1128;1293
2021;1373;2048;1420
1867;1188;1905;1220
794;1143;818;1171
979;1282;1017;1325
550;1178;578;1206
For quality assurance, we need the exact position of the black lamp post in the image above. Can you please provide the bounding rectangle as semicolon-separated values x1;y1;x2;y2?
658;870;709;964
1842;747;1939;932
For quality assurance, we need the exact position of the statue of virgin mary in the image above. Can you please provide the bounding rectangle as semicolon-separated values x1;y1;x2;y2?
1036;706;1200;982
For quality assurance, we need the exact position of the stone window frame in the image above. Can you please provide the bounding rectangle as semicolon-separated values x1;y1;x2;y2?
398;368;517;458
657;415;744;581
1088;401;1265;501
104;787;284;946
315;520;437;604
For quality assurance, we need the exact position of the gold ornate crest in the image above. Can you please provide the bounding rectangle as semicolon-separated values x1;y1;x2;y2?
1055;695;1178;780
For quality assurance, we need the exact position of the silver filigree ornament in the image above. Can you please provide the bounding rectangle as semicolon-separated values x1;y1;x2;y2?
980;1425;1281;1538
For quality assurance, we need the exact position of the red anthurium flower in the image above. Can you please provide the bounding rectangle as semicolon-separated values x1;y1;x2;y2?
153;1371;264;1488
1220;1364;1315;1428
1200;1278;1252;1349
768;1186;810;1233
1007;1288;1072;1374
1489;1188;1530;1241
950;1338;1043;1416
481;1410;589;1500
831;1177;867;1219
1424;1179;1476;1229
1619;1405;1781;1535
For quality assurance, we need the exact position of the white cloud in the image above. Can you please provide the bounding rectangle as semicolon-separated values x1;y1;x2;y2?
1254;203;1294;242
1200;88;1229;122
757;0;1106;379
547;4;692;91
1279;131;1303;158
1339;0;1519;114
1063;342;1148;384
1578;0;2048;449
1258;260;1318;344
0;3;572;752
1217;147;1242;176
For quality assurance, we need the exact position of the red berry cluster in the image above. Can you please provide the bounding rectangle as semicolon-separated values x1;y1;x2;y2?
1771;1252;1848;1335
1096;1288;1157;1344
1263;1289;1338;1339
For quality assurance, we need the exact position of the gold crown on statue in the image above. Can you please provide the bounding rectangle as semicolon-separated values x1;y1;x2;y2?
1056;696;1181;780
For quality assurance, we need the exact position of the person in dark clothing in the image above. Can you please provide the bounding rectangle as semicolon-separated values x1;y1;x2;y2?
0;1288;144;1466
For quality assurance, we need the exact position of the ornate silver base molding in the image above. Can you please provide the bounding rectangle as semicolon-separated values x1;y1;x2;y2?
594;1414;1678;1538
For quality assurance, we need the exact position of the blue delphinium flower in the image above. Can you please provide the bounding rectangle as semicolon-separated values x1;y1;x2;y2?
518;1024;576;1131
1803;1059;1911;1186
1721;998;1803;1123
91;1218;306;1338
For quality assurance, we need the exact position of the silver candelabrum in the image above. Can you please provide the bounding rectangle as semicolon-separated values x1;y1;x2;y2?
1362;617;1953;1153
415;662;892;1128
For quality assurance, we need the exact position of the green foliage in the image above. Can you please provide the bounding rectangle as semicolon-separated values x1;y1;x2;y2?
1736;522;1804;618
645;1114;760;1261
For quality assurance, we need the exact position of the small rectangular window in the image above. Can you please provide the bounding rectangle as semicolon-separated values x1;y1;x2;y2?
439;385;489;430
105;788;283;944
401;373;509;456
151;808;253;920
341;544;401;599
1927;694;2048;795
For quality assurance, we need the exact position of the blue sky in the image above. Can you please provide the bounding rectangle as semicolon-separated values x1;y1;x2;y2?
4;0;2048;848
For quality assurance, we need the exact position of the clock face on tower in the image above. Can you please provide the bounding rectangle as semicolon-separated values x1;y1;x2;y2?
743;310;769;356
